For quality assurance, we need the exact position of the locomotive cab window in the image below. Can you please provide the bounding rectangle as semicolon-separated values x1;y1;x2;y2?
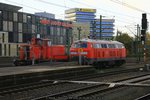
108;44;112;48
93;43;101;48
116;44;124;48
108;44;116;48
101;44;107;48
73;42;87;48
35;39;42;46
48;41;52;46
112;44;116;48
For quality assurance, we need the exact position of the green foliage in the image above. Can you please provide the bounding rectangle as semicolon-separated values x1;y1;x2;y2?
115;32;134;56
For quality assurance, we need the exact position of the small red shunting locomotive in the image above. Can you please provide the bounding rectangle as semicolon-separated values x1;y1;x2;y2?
14;37;68;65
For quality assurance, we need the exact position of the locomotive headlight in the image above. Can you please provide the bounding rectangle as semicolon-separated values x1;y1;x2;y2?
80;52;88;55
70;52;77;54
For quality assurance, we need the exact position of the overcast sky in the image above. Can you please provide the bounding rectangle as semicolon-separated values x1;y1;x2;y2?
1;0;150;36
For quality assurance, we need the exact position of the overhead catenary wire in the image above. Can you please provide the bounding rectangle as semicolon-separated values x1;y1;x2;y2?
35;0;71;9
5;0;44;12
71;0;140;19
34;0;139;26
110;0;150;14
69;0;141;28
5;0;65;18
4;0;141;30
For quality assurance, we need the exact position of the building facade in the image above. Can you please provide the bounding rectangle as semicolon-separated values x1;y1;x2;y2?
90;19;115;40
72;22;90;41
35;12;55;19
65;8;115;40
65;8;96;22
0;3;72;57
65;8;95;41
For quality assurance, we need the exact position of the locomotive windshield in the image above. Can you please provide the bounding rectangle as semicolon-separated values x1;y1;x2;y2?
19;45;30;59
73;42;87;48
35;39;42;46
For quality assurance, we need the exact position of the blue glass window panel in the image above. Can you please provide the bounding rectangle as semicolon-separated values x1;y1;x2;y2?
94;26;114;28
76;16;95;19
76;17;95;20
76;15;95;17
96;33;113;37
90;30;114;33
90;21;114;25
76;12;95;15
76;19;95;22
96;22;114;24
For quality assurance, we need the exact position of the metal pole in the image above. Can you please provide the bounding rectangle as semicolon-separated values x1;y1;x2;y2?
92;21;96;39
137;24;140;62
66;28;71;58
100;15;102;40
50;41;52;63
79;50;81;65
143;32;146;64
77;27;81;40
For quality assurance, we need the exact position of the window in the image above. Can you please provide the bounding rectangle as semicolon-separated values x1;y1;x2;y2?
27;15;31;23
116;44;124;48
101;44;107;48
112;44;116;48
57;27;60;35
93;43;100;48
18;12;23;22
81;42;87;48
3;11;8;20
63;29;66;36
35;39;42;46
48;40;52;46
8;11;13;21
73;42;87;48
108;44;116;48
51;27;54;35
60;37;63;44
108;44;112;48
0;11;2;20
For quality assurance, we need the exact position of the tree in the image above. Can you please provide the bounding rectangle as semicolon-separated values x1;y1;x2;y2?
146;33;150;45
115;32;134;56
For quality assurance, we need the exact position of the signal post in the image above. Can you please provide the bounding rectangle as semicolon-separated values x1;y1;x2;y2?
141;13;148;65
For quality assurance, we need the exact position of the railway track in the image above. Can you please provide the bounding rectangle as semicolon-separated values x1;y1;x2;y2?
0;66;149;100
31;73;150;100
135;93;150;100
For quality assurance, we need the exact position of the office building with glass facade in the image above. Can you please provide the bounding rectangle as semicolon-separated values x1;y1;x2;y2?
65;8;115;40
65;8;95;40
65;8;96;22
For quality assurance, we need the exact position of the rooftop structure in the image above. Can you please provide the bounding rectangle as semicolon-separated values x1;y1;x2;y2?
0;3;22;11
65;8;96;22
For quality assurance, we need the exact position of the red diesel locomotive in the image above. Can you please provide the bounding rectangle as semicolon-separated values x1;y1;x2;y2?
70;39;126;67
14;37;68;65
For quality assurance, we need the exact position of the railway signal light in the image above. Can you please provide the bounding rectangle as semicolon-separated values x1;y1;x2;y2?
142;13;147;30
141;30;146;42
141;35;145;42
141;13;148;65
141;13;147;42
141;29;146;35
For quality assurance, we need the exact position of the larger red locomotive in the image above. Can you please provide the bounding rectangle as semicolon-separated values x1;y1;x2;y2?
14;37;68;65
70;39;126;67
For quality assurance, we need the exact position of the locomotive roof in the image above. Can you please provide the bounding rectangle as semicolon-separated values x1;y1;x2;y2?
75;38;123;44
